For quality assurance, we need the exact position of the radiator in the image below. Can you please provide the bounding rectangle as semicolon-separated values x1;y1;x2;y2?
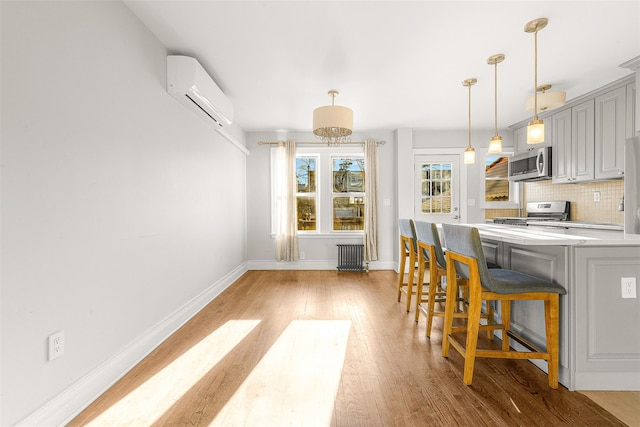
337;244;366;272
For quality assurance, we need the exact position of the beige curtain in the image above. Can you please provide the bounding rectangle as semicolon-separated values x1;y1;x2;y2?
274;140;299;261
364;139;379;261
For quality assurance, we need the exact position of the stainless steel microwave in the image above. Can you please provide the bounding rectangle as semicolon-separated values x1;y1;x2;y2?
508;147;552;182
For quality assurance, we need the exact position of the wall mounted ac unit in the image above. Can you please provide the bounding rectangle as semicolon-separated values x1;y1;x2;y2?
167;55;233;128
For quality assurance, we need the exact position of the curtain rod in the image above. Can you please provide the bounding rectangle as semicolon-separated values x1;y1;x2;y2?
258;140;385;146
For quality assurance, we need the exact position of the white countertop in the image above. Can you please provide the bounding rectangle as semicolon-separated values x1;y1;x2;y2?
465;223;640;247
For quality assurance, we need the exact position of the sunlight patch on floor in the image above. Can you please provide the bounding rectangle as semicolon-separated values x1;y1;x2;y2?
86;319;261;426
210;320;351;426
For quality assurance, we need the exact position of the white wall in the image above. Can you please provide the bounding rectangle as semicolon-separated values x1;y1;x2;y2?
1;1;247;424
245;131;397;270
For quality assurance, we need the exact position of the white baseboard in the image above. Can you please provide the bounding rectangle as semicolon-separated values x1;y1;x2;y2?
247;259;396;271
18;263;248;427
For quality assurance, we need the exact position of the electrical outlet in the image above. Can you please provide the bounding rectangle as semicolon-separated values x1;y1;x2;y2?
593;191;601;202
621;277;637;299
300;252;305;260
49;331;65;360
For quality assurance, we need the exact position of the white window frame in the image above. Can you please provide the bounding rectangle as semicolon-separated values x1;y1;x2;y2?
331;154;365;233
481;148;520;209
296;153;321;234
271;145;364;237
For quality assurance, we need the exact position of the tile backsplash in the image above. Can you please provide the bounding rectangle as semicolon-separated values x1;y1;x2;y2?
484;209;519;220
524;179;624;223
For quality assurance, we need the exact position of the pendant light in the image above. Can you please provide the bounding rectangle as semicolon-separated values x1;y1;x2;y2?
463;78;477;164
525;17;548;144
525;84;566;112
487;54;505;154
313;90;353;146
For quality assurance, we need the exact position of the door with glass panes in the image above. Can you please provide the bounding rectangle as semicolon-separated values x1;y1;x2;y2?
414;155;460;224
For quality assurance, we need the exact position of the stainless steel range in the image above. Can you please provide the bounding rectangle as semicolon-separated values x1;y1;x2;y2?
493;201;570;226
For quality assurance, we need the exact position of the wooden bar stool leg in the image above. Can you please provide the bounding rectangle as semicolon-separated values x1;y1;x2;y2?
485;300;495;339
397;248;406;302
405;250;416;312
501;300;511;351
415;255;426;322
463;272;482;385
442;257;459;358
426;265;438;337
545;293;560;389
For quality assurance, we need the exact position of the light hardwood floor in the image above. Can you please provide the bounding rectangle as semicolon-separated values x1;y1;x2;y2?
70;270;634;426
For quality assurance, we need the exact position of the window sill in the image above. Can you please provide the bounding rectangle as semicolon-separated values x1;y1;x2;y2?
270;232;363;239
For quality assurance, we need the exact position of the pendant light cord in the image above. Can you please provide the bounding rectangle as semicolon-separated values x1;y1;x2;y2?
494;61;498;137
468;83;472;149
534;29;539;120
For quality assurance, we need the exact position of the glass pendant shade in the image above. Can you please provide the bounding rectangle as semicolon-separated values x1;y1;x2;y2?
527;119;545;144
488;135;503;153
464;146;476;164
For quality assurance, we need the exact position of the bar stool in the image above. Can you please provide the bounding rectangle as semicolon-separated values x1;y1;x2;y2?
414;221;447;336
397;219;418;311
441;224;566;388
415;221;497;338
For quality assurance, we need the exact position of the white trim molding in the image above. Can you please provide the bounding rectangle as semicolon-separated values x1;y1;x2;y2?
17;263;248;427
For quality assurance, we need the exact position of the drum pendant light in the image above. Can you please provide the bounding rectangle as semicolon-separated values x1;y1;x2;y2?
312;90;353;146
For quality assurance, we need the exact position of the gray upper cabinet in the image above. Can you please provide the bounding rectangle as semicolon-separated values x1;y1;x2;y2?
552;108;572;183
515;75;633;182
514;126;528;153
553;100;595;183
626;81;636;138
572;99;595;182
595;86;626;180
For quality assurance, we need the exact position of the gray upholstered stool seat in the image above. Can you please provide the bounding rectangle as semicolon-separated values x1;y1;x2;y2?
487;269;566;294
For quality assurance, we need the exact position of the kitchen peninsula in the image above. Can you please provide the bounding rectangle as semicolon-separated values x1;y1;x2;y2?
459;223;640;391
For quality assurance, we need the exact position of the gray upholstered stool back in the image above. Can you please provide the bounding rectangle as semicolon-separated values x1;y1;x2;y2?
414;221;446;270
398;218;417;253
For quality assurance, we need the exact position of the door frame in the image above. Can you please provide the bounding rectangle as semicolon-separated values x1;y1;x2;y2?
398;147;469;224
413;154;462;224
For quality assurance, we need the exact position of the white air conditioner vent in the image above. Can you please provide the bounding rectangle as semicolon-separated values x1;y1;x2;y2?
167;55;233;128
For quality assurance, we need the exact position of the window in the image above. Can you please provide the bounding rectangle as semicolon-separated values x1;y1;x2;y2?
483;153;518;207
485;155;509;202
332;157;365;231
277;148;364;234
419;162;452;214
296;157;317;230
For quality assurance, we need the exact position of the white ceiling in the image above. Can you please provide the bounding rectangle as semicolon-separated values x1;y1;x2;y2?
124;1;640;133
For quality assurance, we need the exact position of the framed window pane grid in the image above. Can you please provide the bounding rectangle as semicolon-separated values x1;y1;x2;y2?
485;155;510;202
420;162;452;214
332;157;365;231
296;157;317;231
